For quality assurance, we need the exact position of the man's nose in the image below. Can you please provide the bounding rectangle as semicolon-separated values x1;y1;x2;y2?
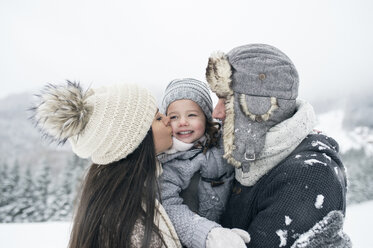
212;99;226;121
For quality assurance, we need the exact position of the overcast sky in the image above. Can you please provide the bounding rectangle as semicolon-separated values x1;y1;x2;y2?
1;0;372;104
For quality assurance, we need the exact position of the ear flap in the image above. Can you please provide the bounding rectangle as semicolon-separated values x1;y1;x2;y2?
205;51;233;97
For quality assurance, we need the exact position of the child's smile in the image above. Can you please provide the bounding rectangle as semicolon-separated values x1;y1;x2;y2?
167;99;206;144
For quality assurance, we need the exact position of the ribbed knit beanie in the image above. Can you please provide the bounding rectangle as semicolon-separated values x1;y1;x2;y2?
31;81;157;165
161;78;213;121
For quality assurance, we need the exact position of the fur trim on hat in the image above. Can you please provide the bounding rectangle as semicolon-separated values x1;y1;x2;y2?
239;95;279;122
31;81;93;144
206;51;240;167
205;51;233;97
222;94;241;168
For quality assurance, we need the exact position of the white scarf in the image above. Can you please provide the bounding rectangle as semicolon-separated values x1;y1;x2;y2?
164;136;206;155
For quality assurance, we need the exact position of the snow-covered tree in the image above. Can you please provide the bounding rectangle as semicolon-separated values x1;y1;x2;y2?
11;166;36;222
0;161;20;207
0;161;23;222
30;165;52;222
48;163;74;221
49;154;88;221
0;162;10;207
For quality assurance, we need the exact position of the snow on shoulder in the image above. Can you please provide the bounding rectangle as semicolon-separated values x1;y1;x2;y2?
276;229;288;247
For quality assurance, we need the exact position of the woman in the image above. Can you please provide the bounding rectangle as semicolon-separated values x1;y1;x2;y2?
31;81;181;248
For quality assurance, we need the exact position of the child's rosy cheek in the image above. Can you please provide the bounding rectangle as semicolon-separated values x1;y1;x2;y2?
169;124;177;134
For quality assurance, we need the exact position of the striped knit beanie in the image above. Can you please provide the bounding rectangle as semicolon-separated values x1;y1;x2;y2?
31;81;157;165
161;78;213;121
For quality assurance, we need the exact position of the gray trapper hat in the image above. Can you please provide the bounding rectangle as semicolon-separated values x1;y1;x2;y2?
206;44;299;168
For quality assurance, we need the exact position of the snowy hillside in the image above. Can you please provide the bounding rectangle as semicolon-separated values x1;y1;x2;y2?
0;92;77;174
315;109;373;155
315;109;373;204
0;200;372;248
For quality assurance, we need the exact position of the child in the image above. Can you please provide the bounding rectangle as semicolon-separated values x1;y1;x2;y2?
158;78;250;248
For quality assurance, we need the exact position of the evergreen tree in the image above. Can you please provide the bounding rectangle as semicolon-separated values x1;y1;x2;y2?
0;161;21;222
12;167;36;222
49;154;88;221
30;165;52;222
49;163;74;221
0;162;9;207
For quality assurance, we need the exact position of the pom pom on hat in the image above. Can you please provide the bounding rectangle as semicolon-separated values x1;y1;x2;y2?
31;81;93;144
31;81;157;165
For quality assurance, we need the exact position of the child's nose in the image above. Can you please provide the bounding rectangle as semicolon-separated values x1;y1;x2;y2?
178;117;189;126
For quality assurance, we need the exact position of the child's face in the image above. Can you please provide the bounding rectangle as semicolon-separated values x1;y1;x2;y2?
167;99;206;144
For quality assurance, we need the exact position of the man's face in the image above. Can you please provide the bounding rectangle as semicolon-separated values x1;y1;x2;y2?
212;97;226;121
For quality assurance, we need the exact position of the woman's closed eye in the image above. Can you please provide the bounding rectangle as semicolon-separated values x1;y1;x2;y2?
156;113;164;121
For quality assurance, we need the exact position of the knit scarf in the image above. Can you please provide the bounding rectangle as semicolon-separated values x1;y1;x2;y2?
235;99;317;186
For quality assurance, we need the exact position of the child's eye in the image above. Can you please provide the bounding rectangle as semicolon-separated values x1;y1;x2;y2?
188;114;197;117
170;116;177;120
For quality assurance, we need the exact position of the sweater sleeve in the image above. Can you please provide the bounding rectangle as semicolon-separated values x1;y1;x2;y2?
291;210;352;248
159;160;220;248
245;153;347;248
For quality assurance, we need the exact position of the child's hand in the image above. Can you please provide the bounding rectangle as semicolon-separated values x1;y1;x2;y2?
206;227;250;248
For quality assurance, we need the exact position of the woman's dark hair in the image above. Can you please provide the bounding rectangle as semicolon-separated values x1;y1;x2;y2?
68;128;165;248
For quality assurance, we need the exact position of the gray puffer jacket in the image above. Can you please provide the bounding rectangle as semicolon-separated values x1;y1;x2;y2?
158;144;234;248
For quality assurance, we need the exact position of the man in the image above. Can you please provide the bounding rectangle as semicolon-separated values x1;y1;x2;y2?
205;44;351;247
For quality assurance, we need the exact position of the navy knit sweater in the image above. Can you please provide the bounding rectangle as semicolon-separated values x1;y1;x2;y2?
221;134;347;247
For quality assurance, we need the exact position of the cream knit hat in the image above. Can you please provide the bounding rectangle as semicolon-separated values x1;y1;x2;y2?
32;81;157;165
